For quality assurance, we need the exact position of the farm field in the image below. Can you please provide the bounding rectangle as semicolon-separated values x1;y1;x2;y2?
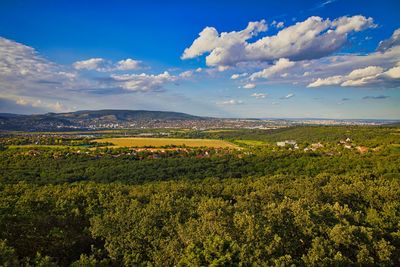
94;137;238;148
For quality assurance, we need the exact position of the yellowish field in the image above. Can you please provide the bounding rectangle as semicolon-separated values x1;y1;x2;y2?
94;137;237;148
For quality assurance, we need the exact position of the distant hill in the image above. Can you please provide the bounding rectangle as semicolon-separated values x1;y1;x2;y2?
0;109;206;131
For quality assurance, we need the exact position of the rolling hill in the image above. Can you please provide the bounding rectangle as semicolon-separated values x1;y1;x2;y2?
0;110;206;131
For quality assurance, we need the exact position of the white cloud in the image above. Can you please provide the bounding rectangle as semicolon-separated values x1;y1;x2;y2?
16;98;37;106
243;83;256;89
332;15;376;35
217;99;244;105
271;20;285;29
15;97;68;112
0;37;73;81
115;58;142;70
231;72;248;79
276;22;284;29
250;58;295;80
260;29;400;88
181;20;267;61
217;65;231;72
383;65;400;79
281;93;295;99
377;28;400;52
0;36;197;114
0;36;85;105
347;66;383;79
251;93;268;99
73;57;144;72
308;76;342;87
73;58;105;71
308;65;400;87
111;71;177;92
182;15;376;67
179;70;194;78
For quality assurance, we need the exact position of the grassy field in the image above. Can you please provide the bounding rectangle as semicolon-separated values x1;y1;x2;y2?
234;139;267;146
94;137;237;148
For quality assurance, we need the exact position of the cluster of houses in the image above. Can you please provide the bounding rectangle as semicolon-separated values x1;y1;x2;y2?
276;140;298;149
304;142;324;152
339;138;353;149
277;140;324;151
276;137;369;154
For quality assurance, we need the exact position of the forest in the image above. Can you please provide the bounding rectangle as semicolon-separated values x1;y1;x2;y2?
0;125;399;266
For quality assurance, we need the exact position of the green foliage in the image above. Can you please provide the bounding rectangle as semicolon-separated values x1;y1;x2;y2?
0;125;399;266
0;240;19;267
1;173;399;266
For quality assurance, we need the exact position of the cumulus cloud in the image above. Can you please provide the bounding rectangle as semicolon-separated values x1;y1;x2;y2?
115;58;143;70
308;65;400;87
271;20;284;29
0;36;82;105
267;30;399;88
0;37;75;81
308;75;343;87
332;15;375;35
15;97;68;112
0;36;184;115
383;65;400;79
217;99;244;105
73;57;143;71
179;70;194;78
243;83;256;89
231;72;248;79
250;58;295;80
182;15;376;67
251;93;268;99
111;71;177;92
181;20;267;61
377;28;400;52
73;58;106;71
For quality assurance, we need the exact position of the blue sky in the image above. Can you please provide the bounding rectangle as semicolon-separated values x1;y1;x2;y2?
0;0;399;119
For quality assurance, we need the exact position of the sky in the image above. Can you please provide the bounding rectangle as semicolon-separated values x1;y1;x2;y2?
0;0;399;119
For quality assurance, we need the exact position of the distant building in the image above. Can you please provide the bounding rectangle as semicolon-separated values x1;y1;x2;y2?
277;140;297;147
286;140;297;145
357;146;368;153
311;143;324;150
277;141;286;147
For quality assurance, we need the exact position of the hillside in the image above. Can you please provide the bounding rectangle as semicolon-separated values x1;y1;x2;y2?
0;110;206;131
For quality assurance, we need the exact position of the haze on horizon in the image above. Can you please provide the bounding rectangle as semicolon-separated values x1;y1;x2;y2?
0;0;399;119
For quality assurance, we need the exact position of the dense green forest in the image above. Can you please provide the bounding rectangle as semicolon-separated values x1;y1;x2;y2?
1;126;399;266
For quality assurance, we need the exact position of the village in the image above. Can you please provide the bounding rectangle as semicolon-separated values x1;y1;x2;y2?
275;137;370;154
